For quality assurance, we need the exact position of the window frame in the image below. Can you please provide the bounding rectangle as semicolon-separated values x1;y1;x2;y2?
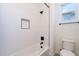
61;3;77;23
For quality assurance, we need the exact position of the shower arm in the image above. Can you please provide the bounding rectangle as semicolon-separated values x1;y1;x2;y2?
44;3;49;8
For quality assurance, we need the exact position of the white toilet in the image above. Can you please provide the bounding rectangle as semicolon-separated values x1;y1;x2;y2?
60;39;75;56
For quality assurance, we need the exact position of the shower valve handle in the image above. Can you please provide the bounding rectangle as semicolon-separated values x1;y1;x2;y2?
40;42;43;44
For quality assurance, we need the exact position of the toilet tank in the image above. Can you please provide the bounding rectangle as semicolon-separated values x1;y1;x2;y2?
62;39;75;51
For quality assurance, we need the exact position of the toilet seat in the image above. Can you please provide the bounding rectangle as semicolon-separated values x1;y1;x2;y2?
60;49;75;56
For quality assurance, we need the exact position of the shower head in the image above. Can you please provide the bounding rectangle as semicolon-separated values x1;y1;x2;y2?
40;11;43;14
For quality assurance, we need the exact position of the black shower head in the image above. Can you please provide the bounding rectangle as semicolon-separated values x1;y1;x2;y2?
40;11;43;14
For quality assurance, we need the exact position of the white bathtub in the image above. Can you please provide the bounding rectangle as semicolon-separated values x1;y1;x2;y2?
10;44;49;56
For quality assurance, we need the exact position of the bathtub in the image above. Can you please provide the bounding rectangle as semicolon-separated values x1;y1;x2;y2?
10;44;49;56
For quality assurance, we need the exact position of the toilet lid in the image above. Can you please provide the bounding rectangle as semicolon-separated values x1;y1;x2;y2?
60;49;75;56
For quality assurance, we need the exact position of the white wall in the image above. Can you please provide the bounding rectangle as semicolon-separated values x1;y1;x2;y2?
55;4;62;54
50;3;63;55
0;3;49;56
50;3;56;55
74;4;79;56
40;3;49;49
60;4;79;56
51;3;79;55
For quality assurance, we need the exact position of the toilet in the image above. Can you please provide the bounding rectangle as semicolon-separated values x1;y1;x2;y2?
60;39;75;56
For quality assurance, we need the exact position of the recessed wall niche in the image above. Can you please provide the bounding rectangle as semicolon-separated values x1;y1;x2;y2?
21;18;30;29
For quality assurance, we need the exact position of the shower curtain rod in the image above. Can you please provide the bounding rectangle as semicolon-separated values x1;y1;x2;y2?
59;21;79;25
44;3;49;8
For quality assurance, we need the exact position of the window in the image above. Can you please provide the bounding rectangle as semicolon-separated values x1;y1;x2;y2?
61;3;76;22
